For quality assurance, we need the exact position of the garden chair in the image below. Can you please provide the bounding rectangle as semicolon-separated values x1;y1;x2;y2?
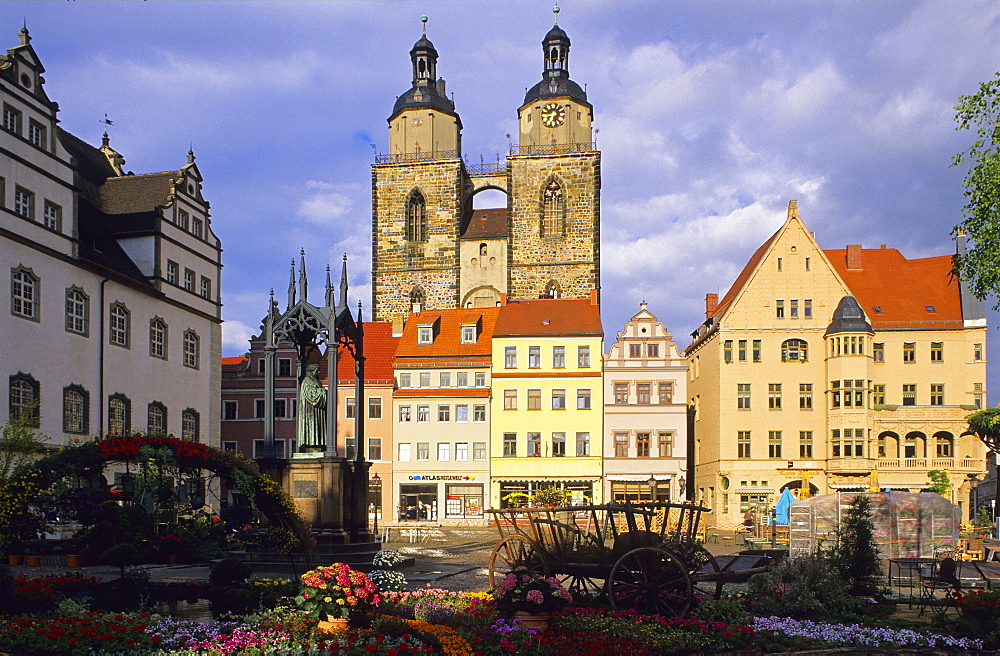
917;556;959;617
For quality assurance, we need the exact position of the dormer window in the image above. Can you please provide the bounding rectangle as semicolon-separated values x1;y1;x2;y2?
461;324;476;344
418;326;433;344
925;305;936;313
872;306;883;314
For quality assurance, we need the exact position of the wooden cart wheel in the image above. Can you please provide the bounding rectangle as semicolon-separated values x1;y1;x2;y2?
690;545;724;602
488;535;549;588
608;546;693;618
557;573;606;599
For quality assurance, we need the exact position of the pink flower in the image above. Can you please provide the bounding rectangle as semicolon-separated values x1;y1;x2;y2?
526;589;544;605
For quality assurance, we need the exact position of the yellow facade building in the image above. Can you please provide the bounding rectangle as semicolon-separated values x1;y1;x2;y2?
686;201;988;527
490;296;604;507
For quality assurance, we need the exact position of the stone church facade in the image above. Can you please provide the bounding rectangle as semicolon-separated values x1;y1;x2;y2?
371;22;600;321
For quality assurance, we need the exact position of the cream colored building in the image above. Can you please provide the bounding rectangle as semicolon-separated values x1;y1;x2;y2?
686;201;988;526
603;302;689;503
490;296;604;508
2;29;221;447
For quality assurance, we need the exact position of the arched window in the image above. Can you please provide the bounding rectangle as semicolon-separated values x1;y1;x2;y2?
409;288;425;313
109;302;130;347
934;432;954;458
108;393;130;436
544;280;561;299
480;243;488;257
541;180;564;237
183;330;199;369
149;317;167;359
65;287;88;335
781;339;808;362
147;401;167;436
9;372;39;426
11;267;38;320
182;409;199;441
405;191;427;242
63;385;88;434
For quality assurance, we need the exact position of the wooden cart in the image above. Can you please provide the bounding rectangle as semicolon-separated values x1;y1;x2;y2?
487;502;768;618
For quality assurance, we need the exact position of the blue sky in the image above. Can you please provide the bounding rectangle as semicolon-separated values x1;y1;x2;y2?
8;0;999;402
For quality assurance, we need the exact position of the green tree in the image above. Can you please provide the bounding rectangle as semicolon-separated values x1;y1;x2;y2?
953;73;1000;308
0;405;48;480
831;495;884;596
927;469;951;496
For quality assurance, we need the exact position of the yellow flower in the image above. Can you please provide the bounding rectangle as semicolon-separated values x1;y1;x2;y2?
336;599;345;605
324;597;332;603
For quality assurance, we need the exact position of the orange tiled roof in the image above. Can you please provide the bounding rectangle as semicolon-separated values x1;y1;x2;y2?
221;356;248;366
825;247;962;329
493;298;603;337
395;307;501;358
461;208;508;240
393;389;491;398
334;321;400;383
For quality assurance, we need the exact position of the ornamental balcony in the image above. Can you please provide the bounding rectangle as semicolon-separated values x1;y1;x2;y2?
509;142;597;156
374;150;460;165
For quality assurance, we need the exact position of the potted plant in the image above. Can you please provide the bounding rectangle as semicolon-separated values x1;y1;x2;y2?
295;562;382;631
159;533;182;564
492;567;572;630
7;539;25;566
530;486;573;507
24;540;43;567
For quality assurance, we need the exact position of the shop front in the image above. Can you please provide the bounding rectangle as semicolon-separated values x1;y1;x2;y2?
496;480;596;508
396;474;485;523
606;474;676;504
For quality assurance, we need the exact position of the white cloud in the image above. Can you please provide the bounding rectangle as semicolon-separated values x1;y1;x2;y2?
299;191;352;225
221;319;254;355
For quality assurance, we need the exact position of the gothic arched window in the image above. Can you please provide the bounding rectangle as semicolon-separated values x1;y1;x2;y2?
406;191;427;242
541;180;563;237
544;280;561;299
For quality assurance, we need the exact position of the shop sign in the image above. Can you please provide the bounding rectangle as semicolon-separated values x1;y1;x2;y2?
408;475;475;481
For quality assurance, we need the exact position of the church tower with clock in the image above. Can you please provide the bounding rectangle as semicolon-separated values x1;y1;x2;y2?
507;18;600;303
371;15;600;321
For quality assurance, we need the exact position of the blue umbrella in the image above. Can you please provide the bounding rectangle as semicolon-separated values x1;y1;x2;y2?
774;487;795;525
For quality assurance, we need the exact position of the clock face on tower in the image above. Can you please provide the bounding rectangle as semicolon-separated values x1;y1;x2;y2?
540;102;566;128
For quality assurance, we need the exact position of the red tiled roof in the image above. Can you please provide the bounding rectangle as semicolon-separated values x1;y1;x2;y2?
461;208;508;240
395;307;501;358
221;356;247;366
825;247;962;329
334;321;400;383
493;298;602;337
393;389;491;397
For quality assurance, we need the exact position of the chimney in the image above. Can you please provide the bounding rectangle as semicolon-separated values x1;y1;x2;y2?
589;289;598;306
846;244;862;271
705;293;718;318
500;293;508;307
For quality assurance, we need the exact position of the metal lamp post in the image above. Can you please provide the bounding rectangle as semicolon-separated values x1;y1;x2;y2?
648;475;658;504
970;474;981;524
372;472;382;537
